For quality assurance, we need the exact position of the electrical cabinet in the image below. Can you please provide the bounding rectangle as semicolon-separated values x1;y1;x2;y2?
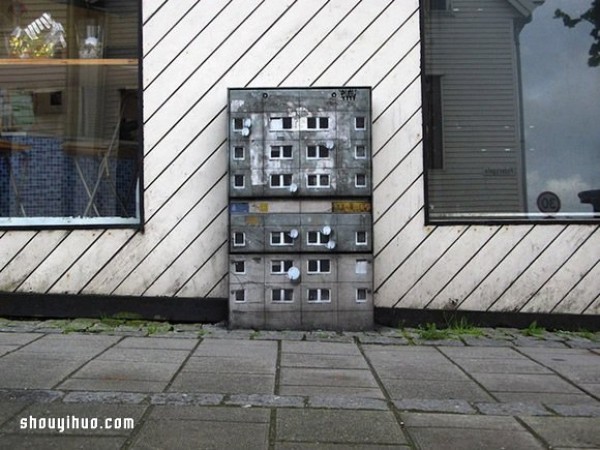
228;87;373;330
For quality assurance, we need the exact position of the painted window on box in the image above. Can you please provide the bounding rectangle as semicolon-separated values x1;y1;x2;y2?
422;0;600;222
0;0;142;228
272;289;293;302
307;288;330;303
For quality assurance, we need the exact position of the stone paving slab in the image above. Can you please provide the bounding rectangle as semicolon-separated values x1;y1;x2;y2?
58;378;168;393
447;357;553;374
379;378;495;402
276;409;407;446
279;385;385;398
96;347;191;364
438;345;528;359
168;372;276;395
275;444;411;449
0;356;87;390
16;334;120;358
280;368;379;389
0;435;127;450
471;373;585;394
183;356;276;374
280;353;369;369
0;332;41;345
406;422;546;450
115;336;198;350
0;323;597;449
132;408;270;450
494;391;600;406
66;360;182;383
520;416;600;448
282;341;362;356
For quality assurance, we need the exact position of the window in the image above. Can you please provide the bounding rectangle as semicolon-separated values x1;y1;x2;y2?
233;146;245;160
423;0;600;222
356;288;368;303
233;175;245;188
0;1;141;228
233;118;244;130
270;174;293;188
355;259;368;274
270;231;294;246
307;259;331;274
306;145;330;159
307;231;330;245
355;145;367;159
355;174;367;188
307;288;331;303
233;232;245;247
271;260;293;274
355;117;366;130
356;231;367;246
233;261;245;274
429;0;450;11
307;117;329;129
272;289;294;302
270;145;293;159
233;289;246;302
270;117;293;130
307;174;330;188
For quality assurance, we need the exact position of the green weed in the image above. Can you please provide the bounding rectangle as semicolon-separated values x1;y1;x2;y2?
522;321;545;337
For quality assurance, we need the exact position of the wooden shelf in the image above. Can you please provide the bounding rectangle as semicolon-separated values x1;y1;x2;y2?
0;58;137;66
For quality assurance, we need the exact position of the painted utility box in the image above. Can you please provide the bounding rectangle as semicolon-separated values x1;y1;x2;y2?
228;87;373;330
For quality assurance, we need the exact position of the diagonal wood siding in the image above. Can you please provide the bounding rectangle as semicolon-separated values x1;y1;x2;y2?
0;0;598;318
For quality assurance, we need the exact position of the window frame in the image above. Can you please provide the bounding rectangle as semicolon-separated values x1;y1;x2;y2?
0;0;144;230
307;288;331;303
272;288;294;302
420;0;600;226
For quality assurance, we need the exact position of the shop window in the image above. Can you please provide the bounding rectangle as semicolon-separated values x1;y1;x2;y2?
422;0;600;223
0;1;142;228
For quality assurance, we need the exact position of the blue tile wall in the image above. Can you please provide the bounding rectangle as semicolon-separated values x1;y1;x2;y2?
0;136;137;219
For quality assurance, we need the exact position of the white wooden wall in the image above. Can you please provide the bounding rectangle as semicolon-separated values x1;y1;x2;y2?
0;0;598;317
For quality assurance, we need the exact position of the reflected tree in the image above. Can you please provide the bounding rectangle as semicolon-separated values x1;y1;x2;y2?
555;0;600;67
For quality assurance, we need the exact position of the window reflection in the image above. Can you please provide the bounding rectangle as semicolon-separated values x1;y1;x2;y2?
0;0;140;227
423;0;600;221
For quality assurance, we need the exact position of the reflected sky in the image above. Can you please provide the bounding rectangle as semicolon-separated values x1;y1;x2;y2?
520;0;600;213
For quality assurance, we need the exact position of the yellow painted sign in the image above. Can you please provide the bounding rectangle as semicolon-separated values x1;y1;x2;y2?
331;201;372;213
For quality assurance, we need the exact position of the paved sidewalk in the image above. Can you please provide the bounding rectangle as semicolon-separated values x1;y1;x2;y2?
0;321;598;449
